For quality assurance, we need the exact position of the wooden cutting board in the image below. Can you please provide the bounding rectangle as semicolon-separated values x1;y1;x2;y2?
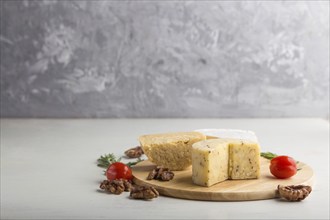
132;157;314;201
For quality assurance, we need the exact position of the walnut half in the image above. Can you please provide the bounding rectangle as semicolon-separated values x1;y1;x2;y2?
125;146;144;158
147;166;174;181
130;186;159;200
100;179;132;194
277;185;312;201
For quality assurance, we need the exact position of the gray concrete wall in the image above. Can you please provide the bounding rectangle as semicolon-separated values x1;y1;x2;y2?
1;1;329;118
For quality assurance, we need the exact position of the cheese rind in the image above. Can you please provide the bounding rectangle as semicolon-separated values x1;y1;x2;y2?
139;132;206;171
192;139;229;187
194;129;258;142
192;138;260;187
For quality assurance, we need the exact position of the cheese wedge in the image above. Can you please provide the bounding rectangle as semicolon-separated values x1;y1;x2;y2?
192;139;229;186
192;139;260;187
229;140;260;179
139;132;206;170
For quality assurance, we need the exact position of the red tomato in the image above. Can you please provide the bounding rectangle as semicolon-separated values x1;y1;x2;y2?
270;156;297;179
106;162;133;181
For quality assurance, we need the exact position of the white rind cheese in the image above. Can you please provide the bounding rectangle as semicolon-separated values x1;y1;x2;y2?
194;129;258;142
192;138;260;187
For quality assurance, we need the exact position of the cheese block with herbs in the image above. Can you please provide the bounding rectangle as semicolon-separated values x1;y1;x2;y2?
192;138;260;187
139;132;206;170
192;139;229;186
229;140;260;179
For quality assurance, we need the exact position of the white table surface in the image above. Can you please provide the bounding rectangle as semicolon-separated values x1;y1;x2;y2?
1;118;329;219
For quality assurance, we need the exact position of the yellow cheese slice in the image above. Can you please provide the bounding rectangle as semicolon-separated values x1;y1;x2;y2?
139;132;206;170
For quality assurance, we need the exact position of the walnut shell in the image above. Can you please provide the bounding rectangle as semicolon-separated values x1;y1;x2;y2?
277;185;312;201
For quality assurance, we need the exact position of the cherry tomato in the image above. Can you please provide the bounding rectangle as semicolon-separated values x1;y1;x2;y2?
106;162;133;181
270;156;297;179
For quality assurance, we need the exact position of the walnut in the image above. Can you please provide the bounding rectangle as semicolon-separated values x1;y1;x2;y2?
147;166;174;181
147;168;158;180
130;186;159;200
277;185;312;201
100;179;132;194
122;179;132;192
125;146;144;158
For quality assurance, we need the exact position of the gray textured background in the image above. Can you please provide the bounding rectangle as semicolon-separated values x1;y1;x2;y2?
1;1;329;118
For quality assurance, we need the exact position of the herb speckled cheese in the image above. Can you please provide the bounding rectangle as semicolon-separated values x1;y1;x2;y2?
192;139;229;186
192;139;260;187
139;132;206;171
229;140;260;179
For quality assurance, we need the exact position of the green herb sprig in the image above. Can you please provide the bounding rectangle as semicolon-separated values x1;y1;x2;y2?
260;152;278;160
126;157;144;167
97;153;144;170
97;153;121;168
